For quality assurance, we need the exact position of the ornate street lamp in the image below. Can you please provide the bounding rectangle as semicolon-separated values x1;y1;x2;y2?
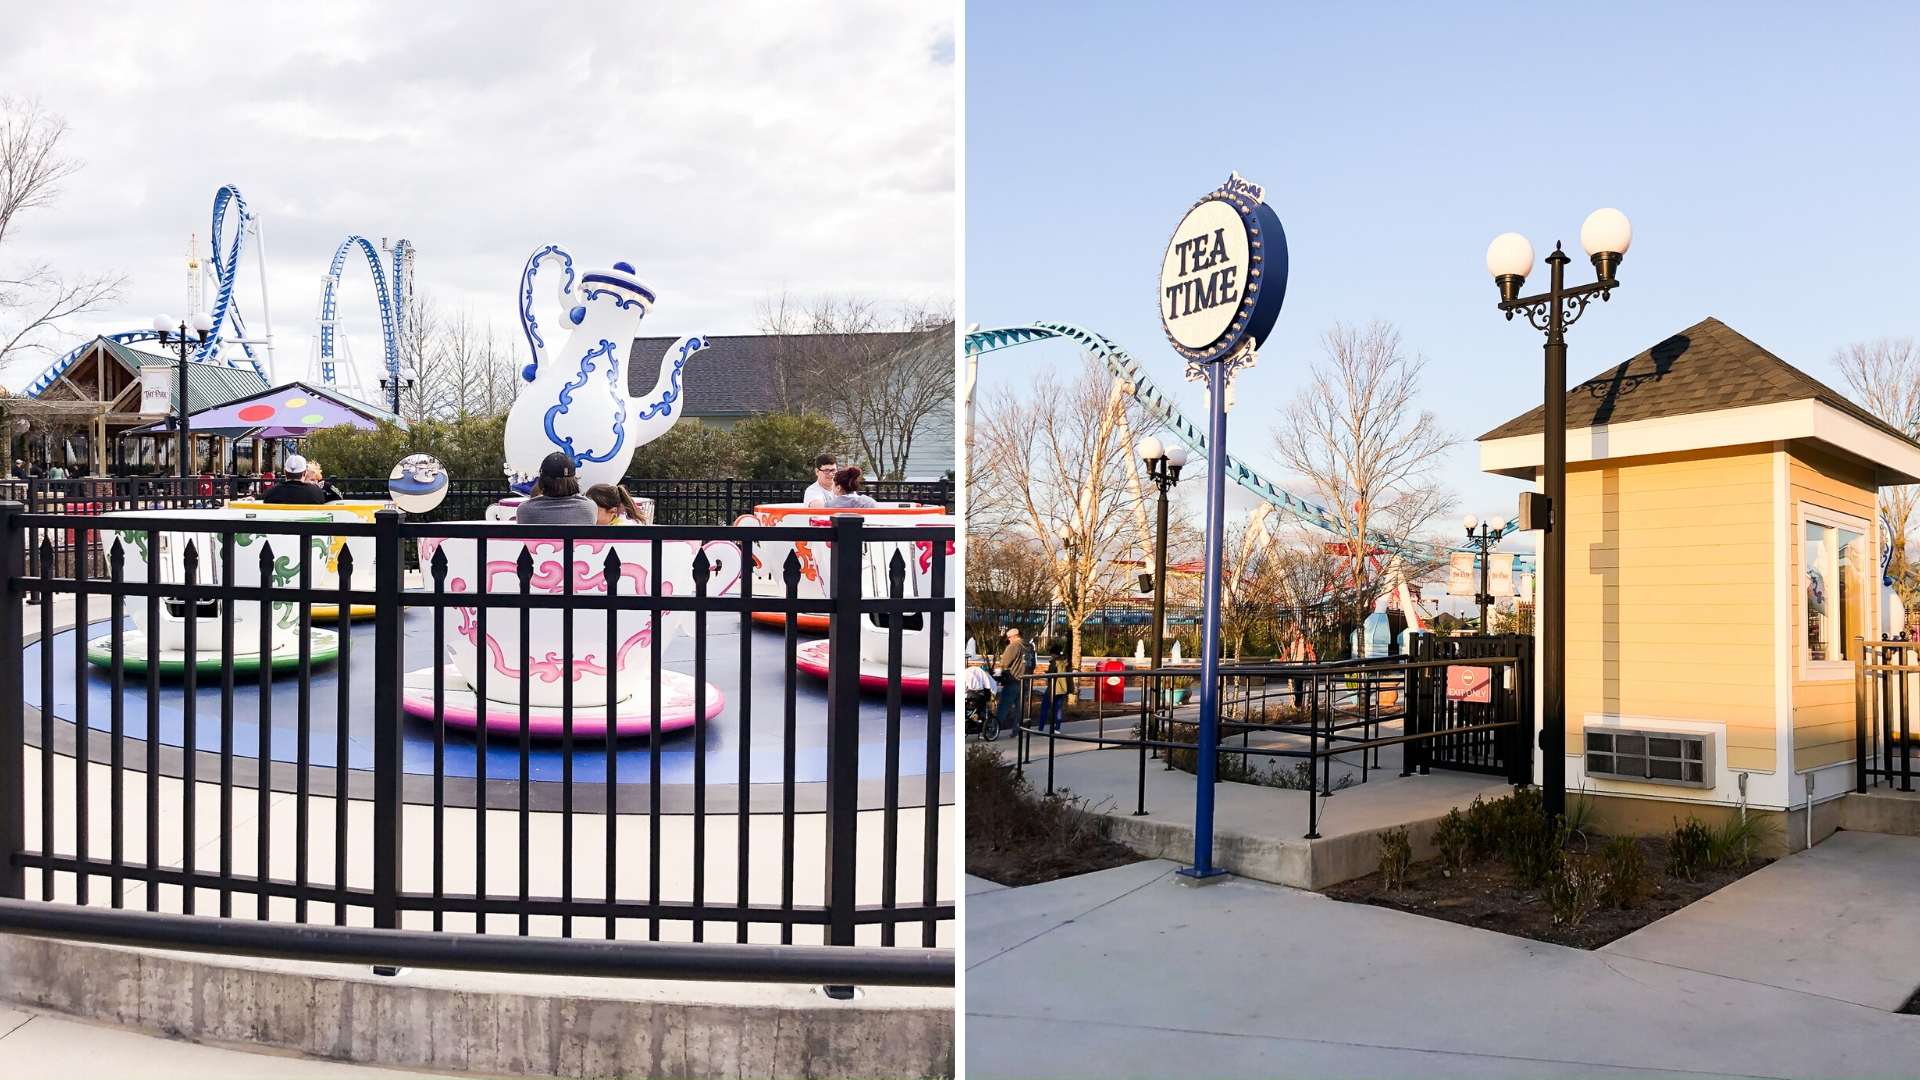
153;312;214;478
1137;435;1187;734
1485;207;1631;822
1461;514;1507;632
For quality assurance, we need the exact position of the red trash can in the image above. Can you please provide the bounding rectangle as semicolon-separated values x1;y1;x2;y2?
1097;659;1127;703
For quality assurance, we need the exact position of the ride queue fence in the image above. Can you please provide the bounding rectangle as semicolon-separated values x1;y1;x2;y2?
1005;633;1533;839
0;506;952;987
1;475;954;588
1856;637;1920;794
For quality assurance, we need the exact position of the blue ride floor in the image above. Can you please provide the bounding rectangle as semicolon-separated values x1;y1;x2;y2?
25;613;952;784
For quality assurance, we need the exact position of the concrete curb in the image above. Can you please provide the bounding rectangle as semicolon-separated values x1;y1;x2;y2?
0;934;954;1079
1083;801;1455;890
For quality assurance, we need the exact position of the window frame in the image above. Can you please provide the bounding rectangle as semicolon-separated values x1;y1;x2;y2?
1799;502;1872;682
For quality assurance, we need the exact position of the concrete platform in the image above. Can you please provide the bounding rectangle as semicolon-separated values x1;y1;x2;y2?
1837;786;1920;838
1004;735;1510;889
967;859;1920;1079
1601;830;1920;1011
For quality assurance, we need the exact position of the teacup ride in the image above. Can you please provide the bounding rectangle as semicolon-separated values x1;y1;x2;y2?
405;532;739;738
85;508;343;675
788;515;957;697
224;499;384;619
734;503;948;632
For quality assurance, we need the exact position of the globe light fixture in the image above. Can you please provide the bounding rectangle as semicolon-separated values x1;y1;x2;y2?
189;311;215;334
152;313;175;334
1163;442;1188;469
1136;435;1164;464
1485;232;1535;304
1580;207;1632;283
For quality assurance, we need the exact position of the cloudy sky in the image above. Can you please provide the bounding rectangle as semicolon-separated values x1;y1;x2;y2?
0;0;954;391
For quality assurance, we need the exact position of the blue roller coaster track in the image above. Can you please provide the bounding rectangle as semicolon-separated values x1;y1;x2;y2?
964;321;1535;572
25;185;267;397
316;236;412;395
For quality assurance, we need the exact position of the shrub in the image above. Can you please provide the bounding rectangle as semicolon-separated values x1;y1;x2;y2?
1462;795;1504;862
1666;817;1713;882
1266;760;1356;793
727;412;849;480
1600;836;1647;907
1433;807;1472;875
1500;791;1567;887
1378;827;1413;890
625;420;742;481
1546;852;1608;926
1706;813;1774;870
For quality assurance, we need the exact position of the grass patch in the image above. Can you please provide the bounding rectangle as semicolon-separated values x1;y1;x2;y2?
964;742;1143;887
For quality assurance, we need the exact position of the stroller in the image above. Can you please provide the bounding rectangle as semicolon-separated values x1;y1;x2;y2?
963;665;999;740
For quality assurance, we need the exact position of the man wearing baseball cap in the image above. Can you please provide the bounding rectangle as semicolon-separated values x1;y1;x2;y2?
513;451;596;524
259;454;327;504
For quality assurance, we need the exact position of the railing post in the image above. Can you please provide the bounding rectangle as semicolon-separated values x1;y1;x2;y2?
823;514;864;954
0;501;23;899
371;508;405;929
1856;638;1869;793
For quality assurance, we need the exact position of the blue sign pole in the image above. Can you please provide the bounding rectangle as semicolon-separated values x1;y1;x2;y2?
1157;173;1286;883
1179;353;1233;881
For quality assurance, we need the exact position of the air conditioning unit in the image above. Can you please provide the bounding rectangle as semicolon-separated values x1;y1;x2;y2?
1583;725;1715;789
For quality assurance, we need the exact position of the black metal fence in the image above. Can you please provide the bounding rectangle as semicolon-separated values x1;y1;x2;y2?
1000;633;1532;838
0;505;953;986
1857;638;1917;793
1;475;953;588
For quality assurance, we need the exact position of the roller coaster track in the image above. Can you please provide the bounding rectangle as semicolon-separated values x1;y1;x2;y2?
26;185;270;396
316;236;412;396
964;321;1534;571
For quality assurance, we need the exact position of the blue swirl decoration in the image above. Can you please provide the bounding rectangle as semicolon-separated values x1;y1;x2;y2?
633;336;705;421
543;339;627;466
518;244;575;383
583;287;646;311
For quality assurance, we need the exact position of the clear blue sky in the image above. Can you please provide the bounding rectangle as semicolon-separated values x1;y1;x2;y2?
968;2;1920;543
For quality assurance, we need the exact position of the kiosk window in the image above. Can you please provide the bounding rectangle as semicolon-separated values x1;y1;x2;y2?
1804;519;1864;663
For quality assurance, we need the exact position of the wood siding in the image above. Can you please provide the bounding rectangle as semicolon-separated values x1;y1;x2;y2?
1564;446;1778;774
1789;442;1878;771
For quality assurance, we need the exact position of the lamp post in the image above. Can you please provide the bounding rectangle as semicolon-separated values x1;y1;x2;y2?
379;372;415;417
1485;207;1631;822
153;313;214;479
1461;514;1506;632
1137;436;1187;727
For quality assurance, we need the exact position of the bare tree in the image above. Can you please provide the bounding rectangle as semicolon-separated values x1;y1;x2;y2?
394;291;457;421
1833;337;1920;615
755;293;954;480
1273;321;1454;614
0;98;123;377
440;308;519;418
975;354;1150;668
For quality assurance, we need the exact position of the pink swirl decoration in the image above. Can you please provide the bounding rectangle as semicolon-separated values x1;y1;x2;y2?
434;538;743;683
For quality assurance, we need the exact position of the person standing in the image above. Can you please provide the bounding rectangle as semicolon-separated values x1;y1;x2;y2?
1038;642;1070;732
993;626;1031;737
803;453;837;507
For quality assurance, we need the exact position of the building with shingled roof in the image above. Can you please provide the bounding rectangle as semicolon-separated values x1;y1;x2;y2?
1478;316;1920;846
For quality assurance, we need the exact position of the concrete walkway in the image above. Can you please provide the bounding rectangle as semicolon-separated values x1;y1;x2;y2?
967;858;1920;1079
0;1003;460;1078
1602;830;1920;1010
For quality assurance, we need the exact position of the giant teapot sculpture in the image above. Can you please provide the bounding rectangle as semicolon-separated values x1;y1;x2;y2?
503;246;709;492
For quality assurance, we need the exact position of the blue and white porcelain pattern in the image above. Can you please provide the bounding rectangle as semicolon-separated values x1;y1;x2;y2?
503;247;708;492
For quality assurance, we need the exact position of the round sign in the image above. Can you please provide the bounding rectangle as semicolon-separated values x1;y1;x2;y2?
388;453;449;514
1157;174;1288;365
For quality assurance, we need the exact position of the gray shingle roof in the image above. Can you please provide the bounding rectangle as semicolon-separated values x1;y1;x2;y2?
626;332;932;417
1479;316;1916;447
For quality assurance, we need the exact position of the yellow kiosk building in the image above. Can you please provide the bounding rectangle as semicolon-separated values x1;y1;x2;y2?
1479;317;1920;845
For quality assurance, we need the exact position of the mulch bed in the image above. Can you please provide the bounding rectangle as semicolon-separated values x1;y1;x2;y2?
1325;834;1769;950
967;829;1142;888
964;743;1145;888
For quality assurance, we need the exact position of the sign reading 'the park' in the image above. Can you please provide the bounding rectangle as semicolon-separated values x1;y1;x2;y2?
1157;172;1290;366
